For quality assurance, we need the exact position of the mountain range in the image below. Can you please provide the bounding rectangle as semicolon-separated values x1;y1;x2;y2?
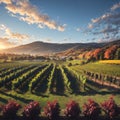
1;40;120;59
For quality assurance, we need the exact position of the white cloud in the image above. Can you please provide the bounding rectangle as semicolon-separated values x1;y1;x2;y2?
76;28;81;32
0;24;29;40
0;0;65;31
0;0;12;4
86;2;120;42
91;13;111;24
0;37;16;49
88;24;93;29
111;2;120;11
0;24;29;48
38;24;44;29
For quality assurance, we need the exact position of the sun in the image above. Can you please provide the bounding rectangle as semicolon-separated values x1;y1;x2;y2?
0;44;6;50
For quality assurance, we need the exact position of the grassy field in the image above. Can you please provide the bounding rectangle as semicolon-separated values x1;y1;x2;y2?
0;60;120;115
71;61;120;77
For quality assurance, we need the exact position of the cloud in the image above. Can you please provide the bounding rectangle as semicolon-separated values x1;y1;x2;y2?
10;32;29;40
38;24;44;29
0;0;12;4
76;28;81;32
1;0;65;31
88;24;94;29
0;24;29;40
91;13;112;24
111;2;120;11
5;29;29;40
101;25;118;33
0;24;29;48
86;2;120;42
0;24;6;30
0;37;16;49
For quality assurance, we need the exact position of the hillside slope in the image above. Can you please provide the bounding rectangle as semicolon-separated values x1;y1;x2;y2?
56;40;120;60
1;40;120;59
1;41;103;55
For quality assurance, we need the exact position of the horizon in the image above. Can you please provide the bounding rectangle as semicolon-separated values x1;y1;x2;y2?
1;39;120;50
0;0;120;49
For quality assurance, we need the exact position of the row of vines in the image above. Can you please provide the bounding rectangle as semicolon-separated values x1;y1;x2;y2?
84;70;120;87
0;63;88;94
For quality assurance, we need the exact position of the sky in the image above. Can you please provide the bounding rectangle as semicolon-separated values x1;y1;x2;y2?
0;0;120;49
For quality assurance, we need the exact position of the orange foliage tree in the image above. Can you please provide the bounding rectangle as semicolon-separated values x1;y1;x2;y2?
93;48;102;60
104;45;118;59
84;51;94;60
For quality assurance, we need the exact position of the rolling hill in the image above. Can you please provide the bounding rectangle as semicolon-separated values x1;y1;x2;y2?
0;40;120;60
0;41;104;55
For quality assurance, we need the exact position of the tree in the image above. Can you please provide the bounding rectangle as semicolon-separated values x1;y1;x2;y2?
115;48;120;59
104;45;118;59
93;48;102;60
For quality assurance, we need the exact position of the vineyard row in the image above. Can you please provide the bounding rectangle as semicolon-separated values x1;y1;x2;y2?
0;64;88;94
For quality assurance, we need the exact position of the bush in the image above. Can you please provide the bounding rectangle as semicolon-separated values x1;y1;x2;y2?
64;100;81;119
2;100;20;118
44;100;60;119
83;99;101;119
101;96;120;119
23;101;41;119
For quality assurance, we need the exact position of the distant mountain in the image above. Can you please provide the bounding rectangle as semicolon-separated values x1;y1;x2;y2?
0;41;76;55
1;40;120;58
0;41;102;55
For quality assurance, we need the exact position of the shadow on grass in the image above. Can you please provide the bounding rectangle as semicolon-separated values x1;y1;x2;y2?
50;92;68;97
0;91;32;103
0;97;7;103
79;89;120;96
78;79;120;96
63;67;80;94
32;91;49;98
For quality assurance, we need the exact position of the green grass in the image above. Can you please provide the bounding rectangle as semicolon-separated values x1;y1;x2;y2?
66;60;83;64
71;62;120;77
0;90;120;115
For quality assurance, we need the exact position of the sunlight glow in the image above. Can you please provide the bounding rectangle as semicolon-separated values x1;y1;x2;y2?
0;44;6;49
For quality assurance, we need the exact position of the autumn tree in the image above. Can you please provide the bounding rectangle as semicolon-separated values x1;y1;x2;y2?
93;48;102;60
84;51;94;60
104;45;118;59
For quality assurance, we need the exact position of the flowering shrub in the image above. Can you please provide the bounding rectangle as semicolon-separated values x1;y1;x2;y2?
101;97;120;119
23;101;41;119
0;98;119;119
83;99;101;119
64;100;81;118
2;100;20;118
44;100;60;119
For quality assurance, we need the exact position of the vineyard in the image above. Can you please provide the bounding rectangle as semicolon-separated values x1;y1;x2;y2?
0;60;120;119
0;63;85;94
1;61;119;94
